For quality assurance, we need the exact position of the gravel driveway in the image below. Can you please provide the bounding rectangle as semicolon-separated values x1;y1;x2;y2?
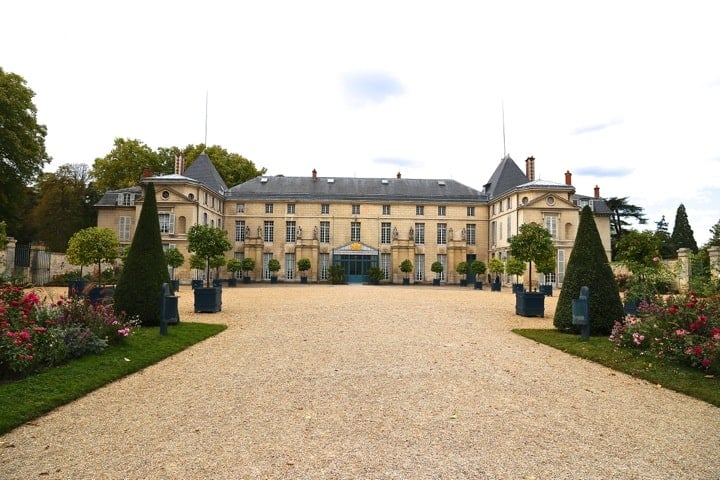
1;284;719;479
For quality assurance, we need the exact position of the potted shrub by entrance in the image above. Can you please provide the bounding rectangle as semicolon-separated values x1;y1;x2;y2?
210;255;226;288
297;257;311;283
509;222;555;317
240;257;256;283
368;266;384;285
488;258;505;291
268;258;281;283
507;257;526;293
456;261;469;287
536;253;556;296
187;224;231;313
226;258;243;287
164;247;184;293
470;260;486;290
399;259;413;285
431;261;444;286
189;254;205;290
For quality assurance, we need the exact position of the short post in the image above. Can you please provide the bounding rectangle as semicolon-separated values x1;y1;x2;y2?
571;286;590;341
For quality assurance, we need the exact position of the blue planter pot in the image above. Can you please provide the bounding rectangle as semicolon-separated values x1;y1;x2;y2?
402;278;410;285
433;278;441;286
67;280;87;297
194;287;222;313
491;282;501;292
512;283;525;294
539;284;553;297
191;279;203;290
515;291;545;317
474;281;483;290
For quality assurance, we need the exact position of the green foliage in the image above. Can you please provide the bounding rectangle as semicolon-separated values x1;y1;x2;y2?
455;261;468;278
0;220;6;247
187;224;232;287
554;206;624;334
399;259;413;278
506;257;525;279
226;258;243;274
655;215;676;259
240;257;256;275
181;144;267;186
297;257;311;274
91;138;172;192
0;68;50;230
368;266;384;282
615;230;662;273
431;261;444;277
329;264;345;284
164;247;184;281
616;230;676;301
113;183;170;326
488;258;504;276
66;227;120;281
508;222;554;288
470;260;486;280
268;258;281;274
606;196;648;247
670;203;698;254
707;220;720;248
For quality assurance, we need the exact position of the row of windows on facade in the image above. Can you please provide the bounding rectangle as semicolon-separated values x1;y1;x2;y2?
489;215;559;245
232;220;478;245
240;203;477;217
118;191;223;212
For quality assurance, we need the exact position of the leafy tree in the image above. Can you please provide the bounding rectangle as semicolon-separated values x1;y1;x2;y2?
508;222;554;289
0;68;51;232
488;258;505;279
615;230;662;271
455;261;468;281
268;258;281;277
164;247;185;281
399;259;413;279
113;183;170;326
431;261;444;279
670;203;698;254
0;221;6;247
297;257;311;278
91;138;172;192
182;144;266;186
606;197;647;256
470;260;486;281
707;220;720;248
506;257;526;285
66;227;119;281
654;215;675;259
226;258;244;278
27;164;99;252
240;257;256;277
554;206;624;335
187;224;231;287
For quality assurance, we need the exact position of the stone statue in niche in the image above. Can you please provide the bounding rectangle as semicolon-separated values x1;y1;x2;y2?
409;226;414;239
393;226;398;239
461;228;466;240
297;225;303;239
313;225;318;240
448;227;453;241
257;226;262;238
245;225;250;238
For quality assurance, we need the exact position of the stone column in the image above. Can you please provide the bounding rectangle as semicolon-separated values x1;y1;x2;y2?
708;246;720;280
676;248;691;293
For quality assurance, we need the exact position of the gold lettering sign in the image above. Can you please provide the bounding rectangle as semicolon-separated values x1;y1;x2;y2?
350;243;362;251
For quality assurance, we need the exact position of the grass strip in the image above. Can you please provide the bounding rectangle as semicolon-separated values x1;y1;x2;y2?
0;322;226;435
513;329;720;408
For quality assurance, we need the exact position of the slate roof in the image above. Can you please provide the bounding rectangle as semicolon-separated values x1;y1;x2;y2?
181;152;228;195
573;193;612;215
482;156;529;199
95;186;142;207
228;176;487;203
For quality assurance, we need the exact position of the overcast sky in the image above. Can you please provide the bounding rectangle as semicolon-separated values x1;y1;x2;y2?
4;1;719;245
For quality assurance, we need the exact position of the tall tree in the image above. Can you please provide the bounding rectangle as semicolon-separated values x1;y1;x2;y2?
606;196;648;240
0;67;51;234
182;144;266;186
654;215;675;259
90;138;172;192
113;183;170;326
670;203;698;254
707;219;720;248
508;222;554;290
554;206;624;335
27;164;98;252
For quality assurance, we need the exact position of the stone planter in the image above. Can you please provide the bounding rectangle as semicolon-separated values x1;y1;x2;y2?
194;287;222;313
515;291;545;317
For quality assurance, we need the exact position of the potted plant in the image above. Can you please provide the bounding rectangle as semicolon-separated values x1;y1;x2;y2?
368;266;384;285
210;255;226;287
456;261;469;287
329;264;345;284
189;254;206;290
470;260;487;290
164;247;185;293
297;257;311;283
399;259;413;285
431;261;444;286
508;222;555;317
226;257;243;287
187;224;231;313
66;227;120;301
241;257;256;283
507;257;526;293
268;258;281;283
488;258;505;291
536;253;556;296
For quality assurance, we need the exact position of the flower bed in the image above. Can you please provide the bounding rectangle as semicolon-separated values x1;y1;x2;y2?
610;292;720;373
0;285;139;380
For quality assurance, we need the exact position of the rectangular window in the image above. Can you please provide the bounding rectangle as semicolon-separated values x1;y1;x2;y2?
467;206;475;217
118;193;135;206
416;205;424;216
320;221;330;243
286;221;296;243
437;223;447;245
236;203;245;213
232;252;244;279
265;203;274;214
414;254;425;282
466;224;476;245
321;204;330;214
507;198;512;209
414;223;425;244
380;253;391;280
437;254;447;281
285;253;295;280
235;220;245;242
557;249;565;285
382;205;391;215
507;216;512;239
499;201;504;213
438;205;446;216
491;221;497;245
319;253;329;280
118;216;131;241
263;253;273;280
352;204;360;215
287;204;295;214
158;212;175;234
381;222;392;244
545;215;558;240
351;222;361;242
264;221;274;242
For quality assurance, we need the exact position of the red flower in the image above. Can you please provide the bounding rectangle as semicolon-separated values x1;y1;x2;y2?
668;305;679;315
693;346;704;356
701;359;711;368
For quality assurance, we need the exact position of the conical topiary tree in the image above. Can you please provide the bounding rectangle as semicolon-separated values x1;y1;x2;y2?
114;182;170;326
554;206;624;334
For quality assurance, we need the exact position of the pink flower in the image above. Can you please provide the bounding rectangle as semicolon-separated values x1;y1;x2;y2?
701;359;712;368
675;329;687;337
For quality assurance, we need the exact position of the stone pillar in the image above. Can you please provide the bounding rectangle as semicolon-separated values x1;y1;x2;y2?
709;246;720;280
1;237;16;275
676;248;691;293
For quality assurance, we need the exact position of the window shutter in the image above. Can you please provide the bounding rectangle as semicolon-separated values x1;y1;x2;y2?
169;213;176;234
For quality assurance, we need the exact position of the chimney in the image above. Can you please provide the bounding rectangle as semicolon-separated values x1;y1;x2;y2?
525;156;535;181
312;168;317;181
594;185;600;198
397;171;402;179
565;170;572;185
175;153;185;175
142;167;153;178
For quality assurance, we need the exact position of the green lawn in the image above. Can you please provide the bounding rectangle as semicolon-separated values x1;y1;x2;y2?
0;322;226;435
514;329;720;408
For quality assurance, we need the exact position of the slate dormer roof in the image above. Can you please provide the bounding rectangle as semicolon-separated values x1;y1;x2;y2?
181;152;228;195
228;176;486;203
482;155;528;199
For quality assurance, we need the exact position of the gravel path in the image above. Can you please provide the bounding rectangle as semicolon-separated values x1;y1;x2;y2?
1;284;719;480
